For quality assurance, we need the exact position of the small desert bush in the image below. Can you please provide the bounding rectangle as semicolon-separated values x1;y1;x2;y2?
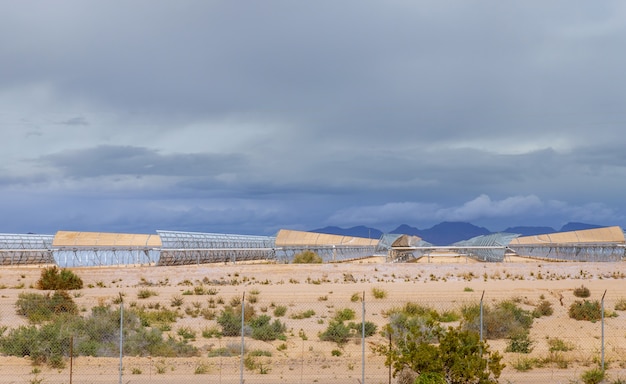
217;306;279;339
290;309;315;319
376;324;504;384
16;291;78;323
0;304;198;368
170;295;184;307
372;287;387;299
512;357;539;372
439;310;461;323
248;315;287;341
36;266;83;290
319;320;351;345
382;303;442;344
581;367;605;384
177;326;196;340
137;289;158;299
273;305;287;317
249;349;272;357
569;300;602;321
292;250;323;264
614;298;626;311
348;321;377;337
134;307;180;327
0;321;70;368
462;300;533;339
540;351;570;369
334;308;356;322
201;326;221;338
505;330;533;353
548;337;575;352
386;302;440;320
217;308;241;336
194;363;210;374
532;300;554;318
573;285;591;298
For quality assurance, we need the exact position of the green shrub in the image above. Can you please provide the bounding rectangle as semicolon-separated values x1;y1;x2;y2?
414;372;447;384
1;303;198;367
569;300;602;321
383;305;441;345
134;307;180;327
201;326;220;338
0;321;70;368
573;285;591;298
387;302;440;321
438;310;460;323
170;295;184;307
273;305;287;317
248;315;287;341
348;321;377;337
16;291;78;323
334;308;355;322
137;289;158;299
532;300;554;318
512;357;538;372
372;287;387;299
614;298;626;311
36;266;83;290
319;321;351;345
292;250;323;264
194;363;209;374
177;326;196;340
547;338;575;352
375;324;504;383
290;309;315;319
217;308;241;337
506;330;533;353
581;368;605;384
462;300;533;339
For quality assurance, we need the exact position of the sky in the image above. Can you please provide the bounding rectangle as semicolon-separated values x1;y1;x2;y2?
2;1;626;236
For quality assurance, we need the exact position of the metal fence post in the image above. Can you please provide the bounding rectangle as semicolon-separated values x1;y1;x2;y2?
240;291;245;384
601;289;607;371
119;293;124;384
480;291;485;350
362;291;365;384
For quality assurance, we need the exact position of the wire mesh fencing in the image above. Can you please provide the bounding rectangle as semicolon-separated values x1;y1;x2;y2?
1;286;626;384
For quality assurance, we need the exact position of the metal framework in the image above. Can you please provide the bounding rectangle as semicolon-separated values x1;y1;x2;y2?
2;226;624;267
51;231;160;267
452;233;521;262
508;243;625;262
54;249;159;267
274;245;377;263
376;234;434;262
157;230;276;265
0;234;55;265
384;233;520;262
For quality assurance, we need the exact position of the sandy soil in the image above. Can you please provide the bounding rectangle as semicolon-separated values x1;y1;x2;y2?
1;258;626;383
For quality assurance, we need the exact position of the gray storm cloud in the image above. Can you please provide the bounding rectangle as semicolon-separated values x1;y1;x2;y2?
1;1;626;234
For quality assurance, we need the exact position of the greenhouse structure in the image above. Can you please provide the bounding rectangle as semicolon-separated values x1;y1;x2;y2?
0;226;624;267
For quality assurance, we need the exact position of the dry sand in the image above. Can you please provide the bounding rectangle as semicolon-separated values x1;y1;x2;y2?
1;258;626;383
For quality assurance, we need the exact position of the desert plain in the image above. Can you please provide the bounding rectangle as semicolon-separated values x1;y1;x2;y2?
1;257;626;384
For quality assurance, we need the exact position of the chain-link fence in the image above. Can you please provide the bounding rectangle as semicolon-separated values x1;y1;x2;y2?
1;279;626;383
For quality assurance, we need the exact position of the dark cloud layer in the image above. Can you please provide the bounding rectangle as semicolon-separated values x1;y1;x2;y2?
1;1;625;235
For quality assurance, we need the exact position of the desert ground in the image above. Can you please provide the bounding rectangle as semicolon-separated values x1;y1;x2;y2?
1;257;626;383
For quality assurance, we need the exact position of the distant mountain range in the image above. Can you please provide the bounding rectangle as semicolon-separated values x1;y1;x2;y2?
310;221;607;246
